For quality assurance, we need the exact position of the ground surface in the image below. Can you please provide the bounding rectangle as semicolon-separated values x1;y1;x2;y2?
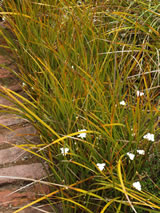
0;31;55;212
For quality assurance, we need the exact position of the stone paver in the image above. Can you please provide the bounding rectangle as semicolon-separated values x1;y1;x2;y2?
0;147;25;164
0;184;50;207
0;114;28;127
11;83;22;91
0;190;36;207
19;205;55;213
0;125;38;150
0;163;47;184
0;55;9;65
0;96;13;107
5;125;38;144
0;70;12;78
6;125;37;139
2;83;22;92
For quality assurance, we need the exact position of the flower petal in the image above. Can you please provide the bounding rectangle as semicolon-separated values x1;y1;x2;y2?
137;150;145;155
60;147;69;156
97;163;105;171
136;90;144;97
143;133;154;142
127;152;135;160
133;181;141;191
120;100;126;106
77;129;87;139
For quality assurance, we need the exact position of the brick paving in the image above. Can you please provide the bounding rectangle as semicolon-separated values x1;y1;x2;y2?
0;39;54;212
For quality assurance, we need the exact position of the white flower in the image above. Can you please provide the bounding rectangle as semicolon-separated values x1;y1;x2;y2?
120;100;126;106
143;133;154;142
131;128;136;136
77;0;82;5
77;129;87;139
136;90;144;97
133;181;141;191
22;82;26;87
127;152;135;160
97;163;105;171
60;147;69;156
2;16;5;21
137;150;145;155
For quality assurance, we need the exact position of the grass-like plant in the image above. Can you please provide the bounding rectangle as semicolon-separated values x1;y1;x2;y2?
0;0;160;212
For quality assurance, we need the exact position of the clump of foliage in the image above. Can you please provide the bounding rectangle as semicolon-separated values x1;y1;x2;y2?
0;0;160;212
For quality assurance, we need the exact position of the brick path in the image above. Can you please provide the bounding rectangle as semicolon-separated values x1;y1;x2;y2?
0;48;54;212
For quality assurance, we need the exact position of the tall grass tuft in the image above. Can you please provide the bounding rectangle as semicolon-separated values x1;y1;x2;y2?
0;0;160;212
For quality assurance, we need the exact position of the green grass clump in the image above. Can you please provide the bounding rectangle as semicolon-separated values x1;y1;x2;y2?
0;0;160;212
